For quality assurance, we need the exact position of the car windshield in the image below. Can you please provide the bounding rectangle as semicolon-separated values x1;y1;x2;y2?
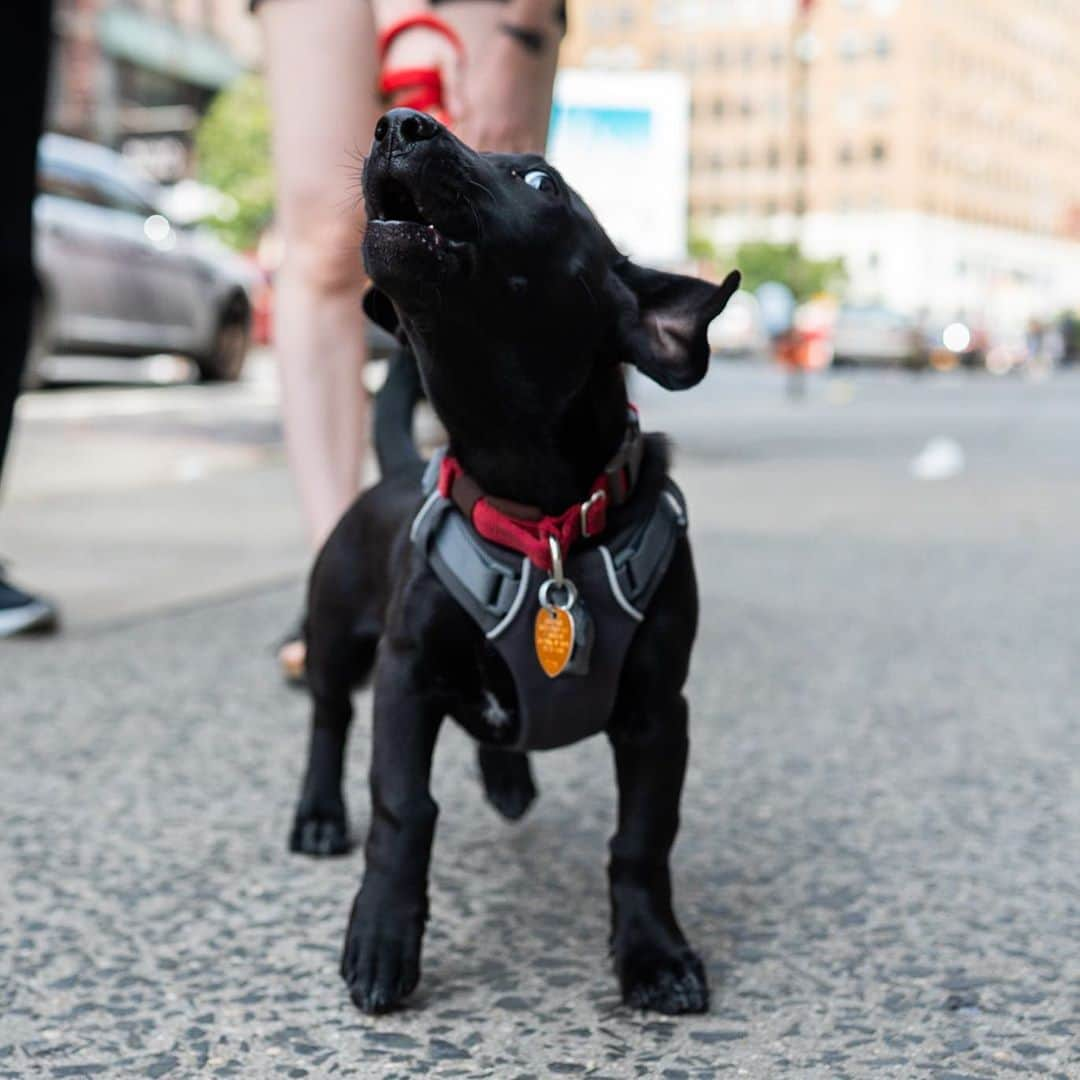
38;134;164;216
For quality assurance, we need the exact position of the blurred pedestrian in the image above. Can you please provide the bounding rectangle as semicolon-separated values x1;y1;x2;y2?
1062;311;1079;367
0;2;59;638
257;0;562;679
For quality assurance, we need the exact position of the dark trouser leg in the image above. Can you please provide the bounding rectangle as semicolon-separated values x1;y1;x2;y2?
0;2;53;486
608;695;708;1014
341;645;443;1013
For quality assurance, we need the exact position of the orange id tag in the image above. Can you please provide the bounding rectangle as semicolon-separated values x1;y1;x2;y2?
534;605;576;678
534;576;594;678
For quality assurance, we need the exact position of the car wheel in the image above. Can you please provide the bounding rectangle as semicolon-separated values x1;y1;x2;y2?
198;296;250;382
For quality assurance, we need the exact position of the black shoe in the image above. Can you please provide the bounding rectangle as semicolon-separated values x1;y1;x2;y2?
0;574;59;638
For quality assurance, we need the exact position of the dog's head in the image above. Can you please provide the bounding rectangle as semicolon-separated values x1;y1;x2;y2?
362;109;739;398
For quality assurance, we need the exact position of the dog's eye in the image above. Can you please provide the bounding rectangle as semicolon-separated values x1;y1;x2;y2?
522;170;556;194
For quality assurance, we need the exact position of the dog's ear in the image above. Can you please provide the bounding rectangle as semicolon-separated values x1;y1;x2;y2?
611;262;740;390
362;286;402;339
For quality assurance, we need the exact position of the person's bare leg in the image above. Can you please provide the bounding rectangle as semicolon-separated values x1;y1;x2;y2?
437;0;561;152
261;0;379;552
374;0;560;152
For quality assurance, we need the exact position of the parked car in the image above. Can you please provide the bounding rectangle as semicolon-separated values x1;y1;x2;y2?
831;305;927;368
30;134;255;385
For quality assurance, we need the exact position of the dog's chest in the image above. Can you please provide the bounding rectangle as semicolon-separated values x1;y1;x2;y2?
412;466;688;752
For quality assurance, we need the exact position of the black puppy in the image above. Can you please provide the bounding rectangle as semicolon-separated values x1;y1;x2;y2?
290;108;739;1016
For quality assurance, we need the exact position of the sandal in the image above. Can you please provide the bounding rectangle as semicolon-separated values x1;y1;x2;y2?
277;619;307;688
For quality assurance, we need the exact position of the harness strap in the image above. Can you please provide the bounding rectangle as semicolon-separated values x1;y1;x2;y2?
604;483;688;619
413;460;688;641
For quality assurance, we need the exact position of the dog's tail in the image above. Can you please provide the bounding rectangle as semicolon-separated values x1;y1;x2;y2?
374;344;424;475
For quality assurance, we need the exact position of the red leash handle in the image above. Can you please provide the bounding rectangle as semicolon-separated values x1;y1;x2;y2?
379;68;446;116
377;13;464;63
377;15;464;124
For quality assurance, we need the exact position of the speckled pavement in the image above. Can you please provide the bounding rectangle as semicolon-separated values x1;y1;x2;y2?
3;371;1080;1078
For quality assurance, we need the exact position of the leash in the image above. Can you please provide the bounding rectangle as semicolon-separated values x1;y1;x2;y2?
377;14;464;124
435;409;644;574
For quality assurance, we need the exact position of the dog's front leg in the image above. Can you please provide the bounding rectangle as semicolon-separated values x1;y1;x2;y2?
341;643;443;1014
608;694;708;1014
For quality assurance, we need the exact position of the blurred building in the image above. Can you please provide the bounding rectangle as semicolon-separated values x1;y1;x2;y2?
49;0;259;181
562;0;1080;328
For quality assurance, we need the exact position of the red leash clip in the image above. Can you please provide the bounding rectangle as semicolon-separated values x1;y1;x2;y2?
377;14;464;126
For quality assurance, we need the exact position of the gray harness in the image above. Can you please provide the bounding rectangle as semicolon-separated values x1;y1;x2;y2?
410;451;688;751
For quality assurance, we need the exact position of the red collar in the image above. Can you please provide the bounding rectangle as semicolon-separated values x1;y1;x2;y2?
436;409;643;573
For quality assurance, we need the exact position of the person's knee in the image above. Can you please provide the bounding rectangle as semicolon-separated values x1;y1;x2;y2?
285;212;366;297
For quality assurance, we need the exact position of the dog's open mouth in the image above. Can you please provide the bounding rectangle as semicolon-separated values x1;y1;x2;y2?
372;178;425;227
367;176;474;248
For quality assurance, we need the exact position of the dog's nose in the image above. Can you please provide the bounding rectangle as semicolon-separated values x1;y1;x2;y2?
373;108;440;148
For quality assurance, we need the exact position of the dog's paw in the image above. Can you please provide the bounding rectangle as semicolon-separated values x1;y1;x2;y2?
340;888;424;1014
617;943;709;1015
289;801;350;857
477;747;538;822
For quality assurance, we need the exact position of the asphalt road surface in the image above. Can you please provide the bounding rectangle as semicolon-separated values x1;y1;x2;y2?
2;363;1078;1078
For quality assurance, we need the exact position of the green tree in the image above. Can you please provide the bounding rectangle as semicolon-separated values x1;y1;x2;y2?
687;230;717;261
194;75;274;250
733;241;846;302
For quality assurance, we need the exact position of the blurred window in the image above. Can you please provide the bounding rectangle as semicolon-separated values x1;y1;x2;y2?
766;145;781;168
712;98;725;117
874;34;892;58
870;140;888;163
38;162;107;208
838;143;855;165
586;7;608;31
868;83;893;114
97;176;157;218
839;34;861;61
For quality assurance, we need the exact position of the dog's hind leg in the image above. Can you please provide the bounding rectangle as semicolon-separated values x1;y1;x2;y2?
289;623;378;857
476;746;538;821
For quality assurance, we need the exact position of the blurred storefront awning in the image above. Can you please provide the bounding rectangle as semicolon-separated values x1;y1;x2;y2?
97;7;243;91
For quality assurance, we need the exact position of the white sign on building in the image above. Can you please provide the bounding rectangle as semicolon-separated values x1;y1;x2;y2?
548;69;690;266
